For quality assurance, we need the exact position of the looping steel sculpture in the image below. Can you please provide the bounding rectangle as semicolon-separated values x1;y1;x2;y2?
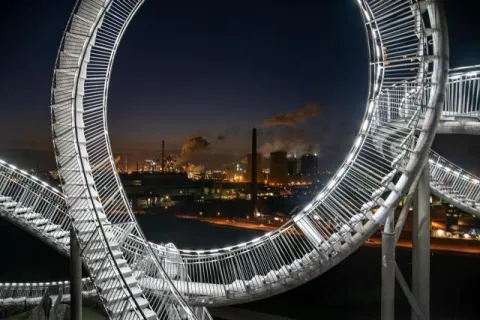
0;0;462;319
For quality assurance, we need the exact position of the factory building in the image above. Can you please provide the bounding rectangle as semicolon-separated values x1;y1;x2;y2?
269;151;288;184
287;156;299;176
301;153;319;176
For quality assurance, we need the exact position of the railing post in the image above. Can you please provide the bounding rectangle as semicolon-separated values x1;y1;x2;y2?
70;227;82;320
412;161;430;320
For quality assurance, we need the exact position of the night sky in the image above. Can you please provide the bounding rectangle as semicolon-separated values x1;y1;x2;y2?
0;0;479;171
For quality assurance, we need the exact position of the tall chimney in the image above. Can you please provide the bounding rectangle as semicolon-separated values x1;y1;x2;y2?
161;140;165;173
251;128;258;215
136;162;139;172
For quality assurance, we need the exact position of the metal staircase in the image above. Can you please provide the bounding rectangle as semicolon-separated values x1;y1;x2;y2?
50;0;209;318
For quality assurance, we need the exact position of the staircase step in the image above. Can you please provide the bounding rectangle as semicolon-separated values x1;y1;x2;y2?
72;214;108;223
75;222;98;234
52;230;70;238
21;213;43;220
90;258;127;273
97;276;137;293
12;207;31;214
57;237;71;245
103;286;143;305
88;242;120;255
107;300;131;317
31;218;49;226
44;225;60;232
141;308;157;320
0;202;18;208
108;297;150;317
88;233;117;248
86;249;123;263
97;266;132;281
122;276;138;288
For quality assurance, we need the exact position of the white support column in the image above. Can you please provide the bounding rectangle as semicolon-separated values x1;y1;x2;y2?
70;227;82;320
412;161;430;320
381;211;395;320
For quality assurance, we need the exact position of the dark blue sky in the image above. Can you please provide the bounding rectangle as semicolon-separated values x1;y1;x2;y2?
0;0;479;170
105;0;367;165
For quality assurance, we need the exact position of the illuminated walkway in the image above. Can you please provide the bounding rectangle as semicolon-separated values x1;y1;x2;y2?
3;0;479;319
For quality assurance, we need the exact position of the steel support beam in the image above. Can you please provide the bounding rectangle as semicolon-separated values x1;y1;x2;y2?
411;162;430;320
381;213;396;320
395;263;427;320
70;227;82;320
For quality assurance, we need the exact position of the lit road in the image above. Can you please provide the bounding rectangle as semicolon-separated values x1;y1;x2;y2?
197;217;279;232
177;215;480;255
364;237;480;255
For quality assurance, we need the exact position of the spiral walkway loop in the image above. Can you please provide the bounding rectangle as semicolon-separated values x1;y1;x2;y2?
136;0;449;306
51;0;209;318
0;0;452;316
52;0;450;307
2;0;449;312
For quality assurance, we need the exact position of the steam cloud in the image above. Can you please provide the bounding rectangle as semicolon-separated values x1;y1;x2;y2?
258;129;321;158
177;136;211;163
259;140;314;158
263;103;319;127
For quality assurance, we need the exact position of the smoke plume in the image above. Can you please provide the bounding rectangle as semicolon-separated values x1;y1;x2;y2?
263;103;319;127
178;136;211;163
258;128;321;158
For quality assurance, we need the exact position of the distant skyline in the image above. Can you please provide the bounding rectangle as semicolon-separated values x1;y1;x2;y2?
0;1;479;171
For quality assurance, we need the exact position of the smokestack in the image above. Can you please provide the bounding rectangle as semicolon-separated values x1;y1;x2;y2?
136;162;139;172
252;128;258;215
161;140;165;173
